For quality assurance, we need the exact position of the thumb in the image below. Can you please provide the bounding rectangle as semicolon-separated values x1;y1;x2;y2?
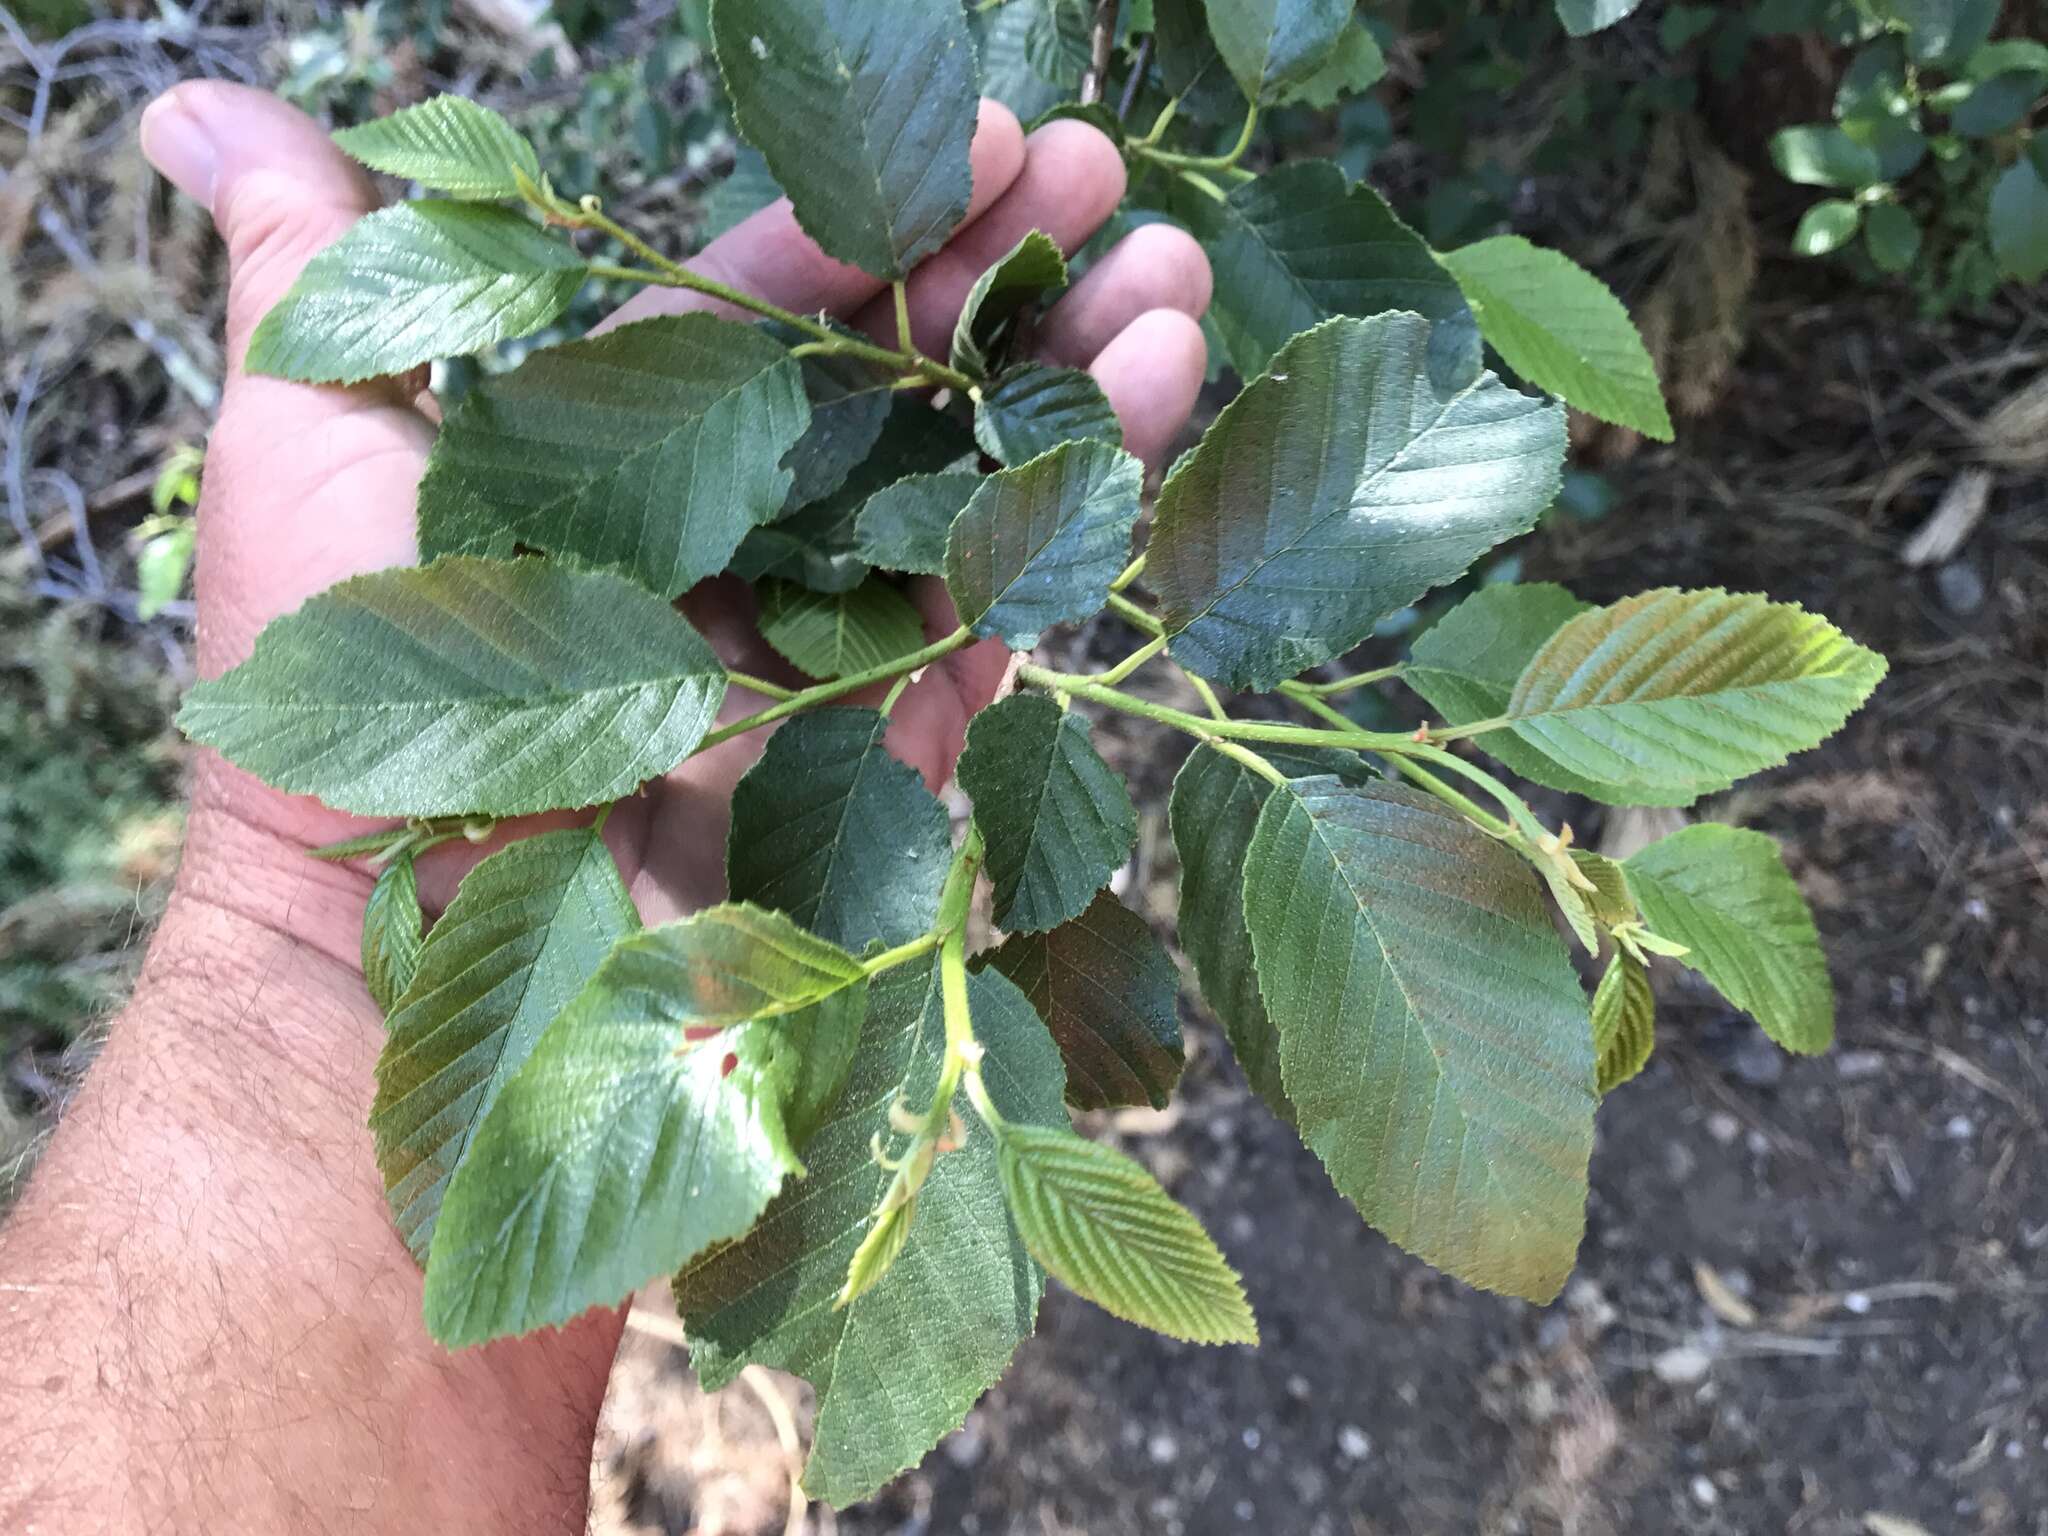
141;81;386;378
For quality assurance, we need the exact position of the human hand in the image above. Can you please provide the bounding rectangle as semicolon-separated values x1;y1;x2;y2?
0;79;1211;1536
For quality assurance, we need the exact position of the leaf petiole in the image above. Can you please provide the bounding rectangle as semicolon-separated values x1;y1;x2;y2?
695;627;973;754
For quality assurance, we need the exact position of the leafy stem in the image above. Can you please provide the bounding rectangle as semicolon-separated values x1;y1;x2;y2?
1134;104;1260;173
695;627;974;754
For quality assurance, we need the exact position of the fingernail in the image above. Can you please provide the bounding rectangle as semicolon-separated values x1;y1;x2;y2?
140;91;218;209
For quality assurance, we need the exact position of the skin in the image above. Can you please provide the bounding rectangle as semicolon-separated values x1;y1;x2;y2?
0;83;1211;1534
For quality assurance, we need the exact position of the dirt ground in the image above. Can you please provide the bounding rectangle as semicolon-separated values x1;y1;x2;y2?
590;288;2048;1536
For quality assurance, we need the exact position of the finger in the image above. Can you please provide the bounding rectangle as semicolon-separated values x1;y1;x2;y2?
1036;222;1212;368
1091;309;1210;473
880;582;1015;792
849;120;1128;358
140;83;432;682
599;99;1028;335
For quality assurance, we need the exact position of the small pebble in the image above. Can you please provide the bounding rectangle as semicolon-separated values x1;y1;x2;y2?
1843;1291;1872;1314
1148;1432;1179;1465
1707;1112;1741;1145
1654;1344;1713;1384
1732;1031;1784;1086
1691;1474;1719;1508
1937;560;1985;615
1946;1115;1975;1140
1235;1500;1255;1522
1242;1427;1261;1451
944;1419;986;1468
1836;1049;1886;1081
1337;1425;1372;1461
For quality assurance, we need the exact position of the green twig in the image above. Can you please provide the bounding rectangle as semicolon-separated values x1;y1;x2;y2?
726;669;799;702
1296;663;1406;696
695;628;973;754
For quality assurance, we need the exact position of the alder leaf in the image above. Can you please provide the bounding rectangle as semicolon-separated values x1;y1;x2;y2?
703;143;785;240
423;905;869;1347
178;556;727;818
245;202;584;384
1241;778;1595;1301
973;363;1124;467
757;576;927;680
1438;235;1674;440
1149;314;1566;692
1625;824;1834;1054
727;707;951;953
946;439;1144;649
1591;949;1655;1093
1555;0;1647;36
1503;589;1888;806
711;0;978;279
370;827;637;1259
333;94;542;200
416;315;810;597
853;470;980;574
737;399;976;593
675;960;1069;1507
1403;582;1616;799
953;230;1069;378
958;694;1138;933
977;891;1185;1111
1286;19;1387;107
1168;742;1377;1122
361;850;425;1015
1204;0;1353;104
995;1123;1257;1344
1172;159;1465;377
773;321;895;510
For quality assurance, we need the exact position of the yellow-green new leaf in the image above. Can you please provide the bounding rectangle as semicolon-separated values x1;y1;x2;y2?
1438;235;1674;440
757;576;926;680
1591;948;1656;1093
996;1123;1256;1345
1241;778;1595;1301
245;202;583;384
1624;824;1835;1054
177;556;727;818
333;94;542;200
1206;0;1352;104
423;905;868;1347
361;850;425;1015
1504;589;1888;806
952;230;1068;378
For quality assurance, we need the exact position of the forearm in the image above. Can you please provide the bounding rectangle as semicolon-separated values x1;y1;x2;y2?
0;810;620;1535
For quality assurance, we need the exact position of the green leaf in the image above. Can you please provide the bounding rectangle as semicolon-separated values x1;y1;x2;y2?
1555;0;1647;36
1285;19;1387;107
674;959;1069;1507
245;202;584;384
1205;0;1352;105
1590;949;1656;1094
332;94;542;200
727;707;951;952
775;327;895;511
853;470;980;574
973;363;1124;467
1949;70;2040;137
1166;742;1373;1122
416;315;810;597
1502;588;1888;807
757;576;926;680
1571;849;1638;929
1150;314;1566;692
945;438;1144;648
711;0;977;279
1793;198;1863;257
424;905;869;1347
995;1123;1256;1345
1625;824;1834;1054
370;827;637;1259
952;230;1069;378
1863;200;1923;272
1242;778;1595;1301
1991;158;2048;283
361;850;425;1016
1404;582;1619;800
1151;0;1245;123
958;694;1137;933
1439;236;1673;440
977;891;1184;1111
1172;160;1466;378
736;399;976;592
1770;125;1883;188
973;0;1073;121
703;143;785;240
178;556;728;818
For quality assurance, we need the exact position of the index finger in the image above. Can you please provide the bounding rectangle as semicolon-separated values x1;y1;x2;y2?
595;100;1028;335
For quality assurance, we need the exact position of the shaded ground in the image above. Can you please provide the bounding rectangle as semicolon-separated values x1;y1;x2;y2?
594;289;2048;1536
